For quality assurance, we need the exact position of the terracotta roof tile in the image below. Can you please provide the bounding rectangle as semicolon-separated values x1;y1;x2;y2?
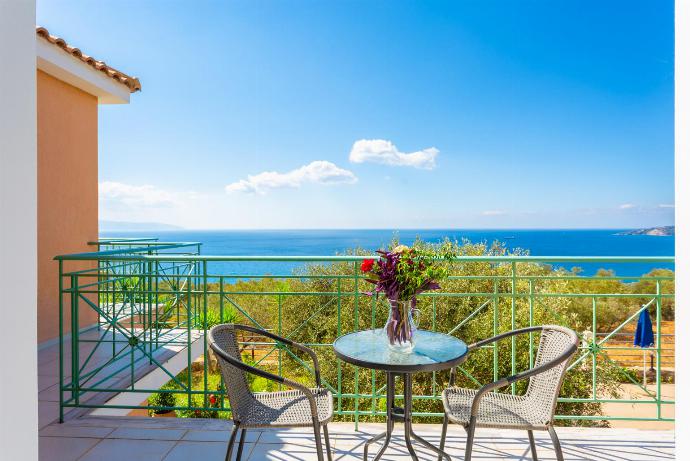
36;26;141;93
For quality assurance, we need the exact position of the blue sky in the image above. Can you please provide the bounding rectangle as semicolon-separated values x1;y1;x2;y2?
38;0;674;229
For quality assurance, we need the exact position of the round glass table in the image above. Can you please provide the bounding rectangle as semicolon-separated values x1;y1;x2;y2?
333;329;468;461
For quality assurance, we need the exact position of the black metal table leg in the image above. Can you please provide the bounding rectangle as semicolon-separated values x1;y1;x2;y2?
402;373;420;461
363;372;452;461
410;431;452;461
364;372;395;460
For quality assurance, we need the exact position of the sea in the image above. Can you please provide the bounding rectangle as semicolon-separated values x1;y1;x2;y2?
100;229;675;278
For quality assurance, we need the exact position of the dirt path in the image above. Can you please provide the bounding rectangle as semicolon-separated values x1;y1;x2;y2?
601;383;674;430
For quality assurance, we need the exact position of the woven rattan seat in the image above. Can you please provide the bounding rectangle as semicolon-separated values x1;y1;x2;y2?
438;325;578;461
210;323;334;461
443;387;548;430
245;388;333;427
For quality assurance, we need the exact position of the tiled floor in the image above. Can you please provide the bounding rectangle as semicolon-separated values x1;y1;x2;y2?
39;416;674;460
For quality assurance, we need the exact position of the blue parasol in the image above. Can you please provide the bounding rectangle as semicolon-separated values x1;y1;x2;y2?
634;308;654;388
634;308;654;348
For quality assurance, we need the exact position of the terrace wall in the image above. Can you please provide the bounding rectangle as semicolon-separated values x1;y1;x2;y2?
37;70;98;343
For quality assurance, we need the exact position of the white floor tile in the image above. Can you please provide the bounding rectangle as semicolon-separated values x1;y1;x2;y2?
39;436;100;461
182;429;260;443
40;424;115;438
79;439;176;461
164;441;253;461
107;427;187;441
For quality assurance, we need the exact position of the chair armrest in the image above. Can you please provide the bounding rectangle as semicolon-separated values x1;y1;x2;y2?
230;324;322;386
468;326;545;351
209;340;321;418
449;326;545;386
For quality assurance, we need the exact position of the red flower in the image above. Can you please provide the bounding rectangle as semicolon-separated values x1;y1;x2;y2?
209;395;217;405
360;259;375;272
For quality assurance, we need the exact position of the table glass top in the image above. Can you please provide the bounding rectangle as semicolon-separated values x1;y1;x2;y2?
333;329;468;370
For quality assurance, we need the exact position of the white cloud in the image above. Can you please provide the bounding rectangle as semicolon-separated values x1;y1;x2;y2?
99;181;181;207
658;204;675;208
225;161;357;195
349;139;438;170
482;210;506;216
619;203;636;209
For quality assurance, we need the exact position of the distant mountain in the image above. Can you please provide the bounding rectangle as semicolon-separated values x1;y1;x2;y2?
615;226;674;236
99;220;183;232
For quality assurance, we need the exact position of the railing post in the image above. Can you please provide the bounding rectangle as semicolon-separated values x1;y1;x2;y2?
130;267;136;388
337;277;342;416
155;261;159;350
97;253;103;332
203;260;208;408
354;261;360;430
176;265;181;323
187;265;192;409
70;274;79;406
493;278;498;384
278;293;283;391
656;280;662;419
370;293;376;414
58;260;64;422
111;259;116;359
510;261;516;394
147;254;153;365
432;297;437;396
219;275;227;414
529;279;534;368
591;296;599;400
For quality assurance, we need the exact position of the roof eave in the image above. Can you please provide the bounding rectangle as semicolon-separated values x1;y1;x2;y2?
36;37;132;104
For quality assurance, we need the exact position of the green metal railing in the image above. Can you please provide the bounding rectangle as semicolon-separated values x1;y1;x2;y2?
56;239;675;425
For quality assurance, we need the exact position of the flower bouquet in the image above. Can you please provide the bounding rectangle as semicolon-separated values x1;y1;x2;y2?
360;245;449;353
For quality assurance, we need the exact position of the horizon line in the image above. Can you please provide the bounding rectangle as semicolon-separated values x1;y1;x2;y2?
99;225;675;232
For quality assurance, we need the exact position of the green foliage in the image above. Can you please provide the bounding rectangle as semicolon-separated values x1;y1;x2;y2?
245;358;279;392
175;395;221;419
631;269;675;320
557;268;675;332
160;370;230;419
148;387;176;415
119;276;140;292
206;305;239;328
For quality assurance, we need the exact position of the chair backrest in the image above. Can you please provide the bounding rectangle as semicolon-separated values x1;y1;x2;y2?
209;324;255;423
524;325;578;424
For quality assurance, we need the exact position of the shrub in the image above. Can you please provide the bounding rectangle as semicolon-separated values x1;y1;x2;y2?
148;389;176;415
206;305;239;328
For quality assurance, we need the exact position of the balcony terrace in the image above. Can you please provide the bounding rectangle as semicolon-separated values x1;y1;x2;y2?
40;239;675;460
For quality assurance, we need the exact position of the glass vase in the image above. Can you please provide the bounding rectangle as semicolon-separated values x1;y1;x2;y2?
384;299;419;353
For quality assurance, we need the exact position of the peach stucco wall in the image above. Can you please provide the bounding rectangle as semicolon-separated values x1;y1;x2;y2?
37;70;98;343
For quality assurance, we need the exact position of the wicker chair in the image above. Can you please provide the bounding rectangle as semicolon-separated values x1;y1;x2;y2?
209;324;334;461
438;325;578;461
